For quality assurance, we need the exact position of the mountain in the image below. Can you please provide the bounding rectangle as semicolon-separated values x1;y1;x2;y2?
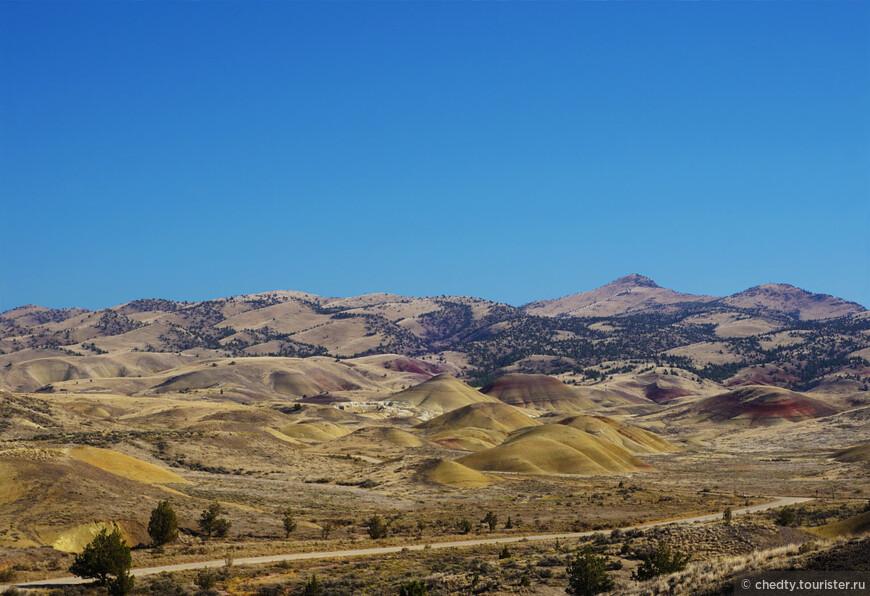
522;274;715;317
1;277;867;395
721;283;865;321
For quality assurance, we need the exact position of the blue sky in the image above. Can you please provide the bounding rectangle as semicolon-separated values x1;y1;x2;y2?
2;2;868;310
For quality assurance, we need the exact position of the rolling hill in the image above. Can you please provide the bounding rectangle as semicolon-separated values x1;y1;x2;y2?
480;373;598;411
1;276;867;398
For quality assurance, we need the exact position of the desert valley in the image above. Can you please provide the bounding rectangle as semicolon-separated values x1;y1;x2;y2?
0;275;868;595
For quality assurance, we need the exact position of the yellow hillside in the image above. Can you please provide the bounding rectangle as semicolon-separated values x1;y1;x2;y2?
833;443;870;463
64;446;189;484
553;415;676;453
457;424;649;475
481;373;598;412
421;458;494;488
417;402;540;433
279;421;351;442
387;374;499;414
430;427;507;451
809;510;870;539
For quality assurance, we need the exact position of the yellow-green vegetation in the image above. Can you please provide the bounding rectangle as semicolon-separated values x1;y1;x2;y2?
419;458;494;488
64;446;189;485
278;421;351;442
458;424;648;474
833;443;870;463
809;510;870;539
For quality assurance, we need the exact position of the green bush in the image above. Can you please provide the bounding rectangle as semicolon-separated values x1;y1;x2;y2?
631;542;689;581
148;500;179;546
566;546;614;596
775;506;796;527
194;568;217;590
367;515;389;540
69;527;133;589
198;503;231;538
398;580;427;596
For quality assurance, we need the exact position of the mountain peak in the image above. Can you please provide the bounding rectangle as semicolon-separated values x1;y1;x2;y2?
609;274;660;289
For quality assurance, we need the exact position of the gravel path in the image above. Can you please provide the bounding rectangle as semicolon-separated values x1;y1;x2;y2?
2;495;810;590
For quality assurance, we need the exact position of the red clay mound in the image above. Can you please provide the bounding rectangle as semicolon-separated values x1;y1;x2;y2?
643;382;692;403
694;386;838;425
481;374;597;412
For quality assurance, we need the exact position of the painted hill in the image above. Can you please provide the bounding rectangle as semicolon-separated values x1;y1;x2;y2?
2;278;867;397
676;386;839;426
416;402;540;451
552;415;676;453
419;458;494;488
457;424;650;475
387;374;499;414
416;402;540;433
279;421;351;442
480;374;598;411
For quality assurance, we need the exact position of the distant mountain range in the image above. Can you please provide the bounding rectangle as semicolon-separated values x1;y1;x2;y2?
2;275;868;393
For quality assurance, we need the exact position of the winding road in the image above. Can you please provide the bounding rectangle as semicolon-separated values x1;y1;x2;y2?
2;496;810;591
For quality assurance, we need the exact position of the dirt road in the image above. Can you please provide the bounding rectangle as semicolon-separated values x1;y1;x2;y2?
3;496;810;590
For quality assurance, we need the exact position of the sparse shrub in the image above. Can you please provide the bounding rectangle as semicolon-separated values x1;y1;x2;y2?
282;509;297;538
148;500;179;546
482;511;498;532
2;588;22;596
303;573;322;595
775;506;796;527
367;515;389;540
0;568;14;582
499;545;511;559
398;579;427;596
519;573;531;587
456;518;472;534
194;569;217;591
798;541;817;554
108;570;134;596
505;516;513;529
320;521;335;539
69;527;133;589
146;575;188;595
566;546;614;595
723;507;732;525
631;542;689;581
198;503;231;538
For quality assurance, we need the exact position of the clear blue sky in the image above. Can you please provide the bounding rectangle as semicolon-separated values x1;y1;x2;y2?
2;2;868;311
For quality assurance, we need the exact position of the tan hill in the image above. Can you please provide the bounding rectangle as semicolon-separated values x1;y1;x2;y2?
0;447;187;551
523;274;715;317
810;510;870;539
457;424;650;475
386;374;500;414
279;421;351;442
416;402;540;451
418;458;494;488
669;386;840;426
833;443;870;463
480;374;598;411
580;369;721;407
550;414;676;453
2;280;867;398
416;402;540;433
721;283;865;321
63;446;190;484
